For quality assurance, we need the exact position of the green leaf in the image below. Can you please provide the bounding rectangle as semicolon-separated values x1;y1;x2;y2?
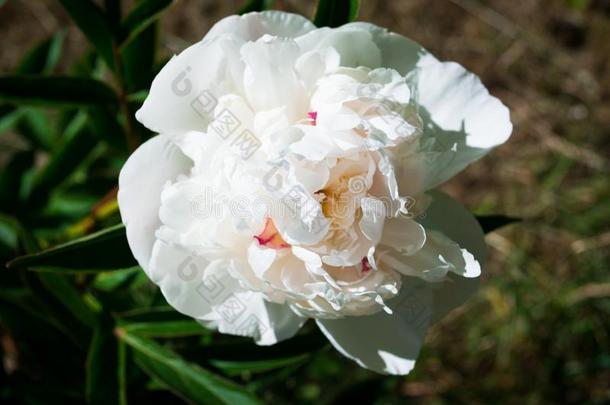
238;0;273;14
119;320;210;338
476;214;519;234
17;32;65;75
210;353;310;376
16;108;55;150
118;339;128;405
313;0;360;27
0;287;90;396
0;76;118;107
0;105;21;135
127;90;148;103
20;271;93;346
0;215;19;254
86;315;119;405
121;20;158;93
59;0;116;70
37;272;98;327
117;331;263;405
105;0;122;27
0;150;34;212
120;0;173;47
115;306;188;323
7;224;137;271
93;267;139;292
26;112;98;203
190;332;327;376
87;106;128;150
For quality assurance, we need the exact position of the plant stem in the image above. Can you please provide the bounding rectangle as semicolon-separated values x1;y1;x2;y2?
111;42;140;152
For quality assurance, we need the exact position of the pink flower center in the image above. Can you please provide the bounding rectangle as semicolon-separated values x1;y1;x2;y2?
254;218;290;249
361;257;371;273
307;111;317;126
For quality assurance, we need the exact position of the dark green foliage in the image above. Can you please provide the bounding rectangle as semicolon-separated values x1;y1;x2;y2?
475;215;519;233
0;2;378;403
313;0;360;27
239;0;274;14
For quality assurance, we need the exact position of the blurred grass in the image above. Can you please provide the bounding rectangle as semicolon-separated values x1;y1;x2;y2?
1;0;609;403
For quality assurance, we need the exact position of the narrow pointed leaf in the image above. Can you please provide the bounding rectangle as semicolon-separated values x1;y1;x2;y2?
209;354;310;376
238;0;273;14
37;272;98;328
121;20;158;92
0;105;20;135
26;112;97;203
86;315;119;405
120;0;173;47
105;0;122;27
17;32;65;75
475;214;519;234
7;224;137;271
188;332;327;376
59;0;116;69
0;150;34;212
313;0;360;27
87;106;127;150
20;271;92;346
16;107;54;150
120;320;209;338
117;331;263;405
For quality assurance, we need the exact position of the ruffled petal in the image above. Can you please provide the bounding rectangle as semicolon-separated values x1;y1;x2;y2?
379;215;426;255
316;279;432;375
148;239;305;345
241;36;307;122
136;35;243;134
296;27;382;69
118;135;192;270
317;191;485;373
418;191;486;323
339;22;438;74
204;11;316;43
413;61;512;189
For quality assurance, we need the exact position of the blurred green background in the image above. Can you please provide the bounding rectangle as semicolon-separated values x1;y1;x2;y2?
0;0;609;403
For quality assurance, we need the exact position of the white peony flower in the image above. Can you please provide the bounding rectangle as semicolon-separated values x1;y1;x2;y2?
118;11;512;375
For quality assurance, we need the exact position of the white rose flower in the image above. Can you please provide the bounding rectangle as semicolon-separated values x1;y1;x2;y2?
118;11;512;375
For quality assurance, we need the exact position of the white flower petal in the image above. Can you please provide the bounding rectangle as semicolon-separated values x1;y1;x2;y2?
247;242;278;278
359;197;386;243
414;61;512;189
297;27;382;69
149;240;304;344
242;37;309;124
212;288;306;346
136;36;241;134
118;135;191;270
148;239;216;318
340;22;438;74
418;191;486;323
316;279;432;375
204;11;316;43
379;215;426;255
383;230;480;282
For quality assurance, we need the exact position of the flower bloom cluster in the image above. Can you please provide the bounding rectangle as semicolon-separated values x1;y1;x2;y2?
118;11;511;374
